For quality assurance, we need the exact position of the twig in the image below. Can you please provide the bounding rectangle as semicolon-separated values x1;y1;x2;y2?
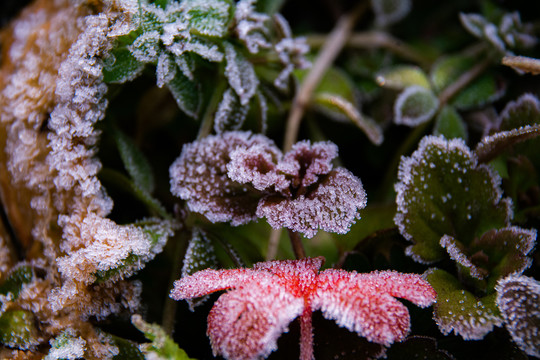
288;229;306;259
283;2;368;151
197;77;227;140
161;228;190;336
438;58;491;107
307;31;431;66
266;227;282;261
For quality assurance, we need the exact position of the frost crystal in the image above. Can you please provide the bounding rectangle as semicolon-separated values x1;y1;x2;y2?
496;274;540;357
214;88;251;134
234;0;272;53
225;43;259;106
170;132;367;238
171;257;436;360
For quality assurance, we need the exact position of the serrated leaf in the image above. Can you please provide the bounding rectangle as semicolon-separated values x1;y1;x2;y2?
433;106;468;140
395;136;512;263
0;265;33;299
451;74;504;110
112;128;155;193
427;269;503;340
313;93;383;145
214;88;250;134
371;0;412;27
132;315;196;360
167;70;201;118
376;65;430;90
0;310;39;350
496;274;540;358
475;125;540;163
185;0;233;37
182;227;218;310
103;47;145;84
224;42;259;106
394;86;438;126
499;93;540;130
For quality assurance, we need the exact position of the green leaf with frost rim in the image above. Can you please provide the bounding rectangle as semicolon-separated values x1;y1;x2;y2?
427;269;503;340
182;227;218;310
167;70;201;118
499;93;540;131
394;136;512;263
433;106;467;140
451;74;504;110
185;0;233;37
132;315;196;360
394;86;439;127
0;265;33;299
376;65;430;90
103;47;145;84
496;274;540;358
224;42;259;106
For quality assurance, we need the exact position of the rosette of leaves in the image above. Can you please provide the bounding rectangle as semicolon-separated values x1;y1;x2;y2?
104;0;309;131
459;11;537;56
394;135;538;341
376;55;505;133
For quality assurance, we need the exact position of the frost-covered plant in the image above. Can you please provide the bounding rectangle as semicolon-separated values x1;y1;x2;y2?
171;256;436;360
169;131;367;238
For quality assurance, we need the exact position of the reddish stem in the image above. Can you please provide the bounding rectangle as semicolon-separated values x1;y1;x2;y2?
300;306;314;360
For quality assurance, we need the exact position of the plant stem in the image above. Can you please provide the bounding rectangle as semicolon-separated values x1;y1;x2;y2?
307;31;431;66
283;2;368;151
266;227;282;261
197;77;227;140
288;229;306;259
161;228;190;335
438;58;491;107
299;306;314;360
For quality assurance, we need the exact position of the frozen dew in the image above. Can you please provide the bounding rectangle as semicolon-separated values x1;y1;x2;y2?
171;257;436;359
496;274;540;357
224;42;259;106
214;88;250;134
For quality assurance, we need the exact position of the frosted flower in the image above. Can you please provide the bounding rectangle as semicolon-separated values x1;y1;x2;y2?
170;257;436;360
170;132;279;225
170;132;367;237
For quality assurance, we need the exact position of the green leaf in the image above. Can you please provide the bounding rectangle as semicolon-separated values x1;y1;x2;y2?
0;265;33;299
451;74;504;110
499;93;540;130
103;47;145;84
376;65;431;90
433;105;468;140
167;70;201;118
0;310;39;350
371;0;412;27
313;93;383;145
224;42;259;106
132;315;197;360
475;124;540;164
182;227;218;309
394;86;439;126
395;136;512;263
112;128;155;193
427;269;503;340
184;0;233;37
430;55;473;94
214;88;250;134
111;334;145;360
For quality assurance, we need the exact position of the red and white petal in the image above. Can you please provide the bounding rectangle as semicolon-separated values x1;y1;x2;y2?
207;280;304;360
170;268;255;300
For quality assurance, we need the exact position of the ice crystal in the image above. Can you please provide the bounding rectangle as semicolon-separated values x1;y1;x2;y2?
170;132;366;237
214;88;250;134
496;274;540;357
170;257;436;360
234;0;272;53
45;329;86;360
